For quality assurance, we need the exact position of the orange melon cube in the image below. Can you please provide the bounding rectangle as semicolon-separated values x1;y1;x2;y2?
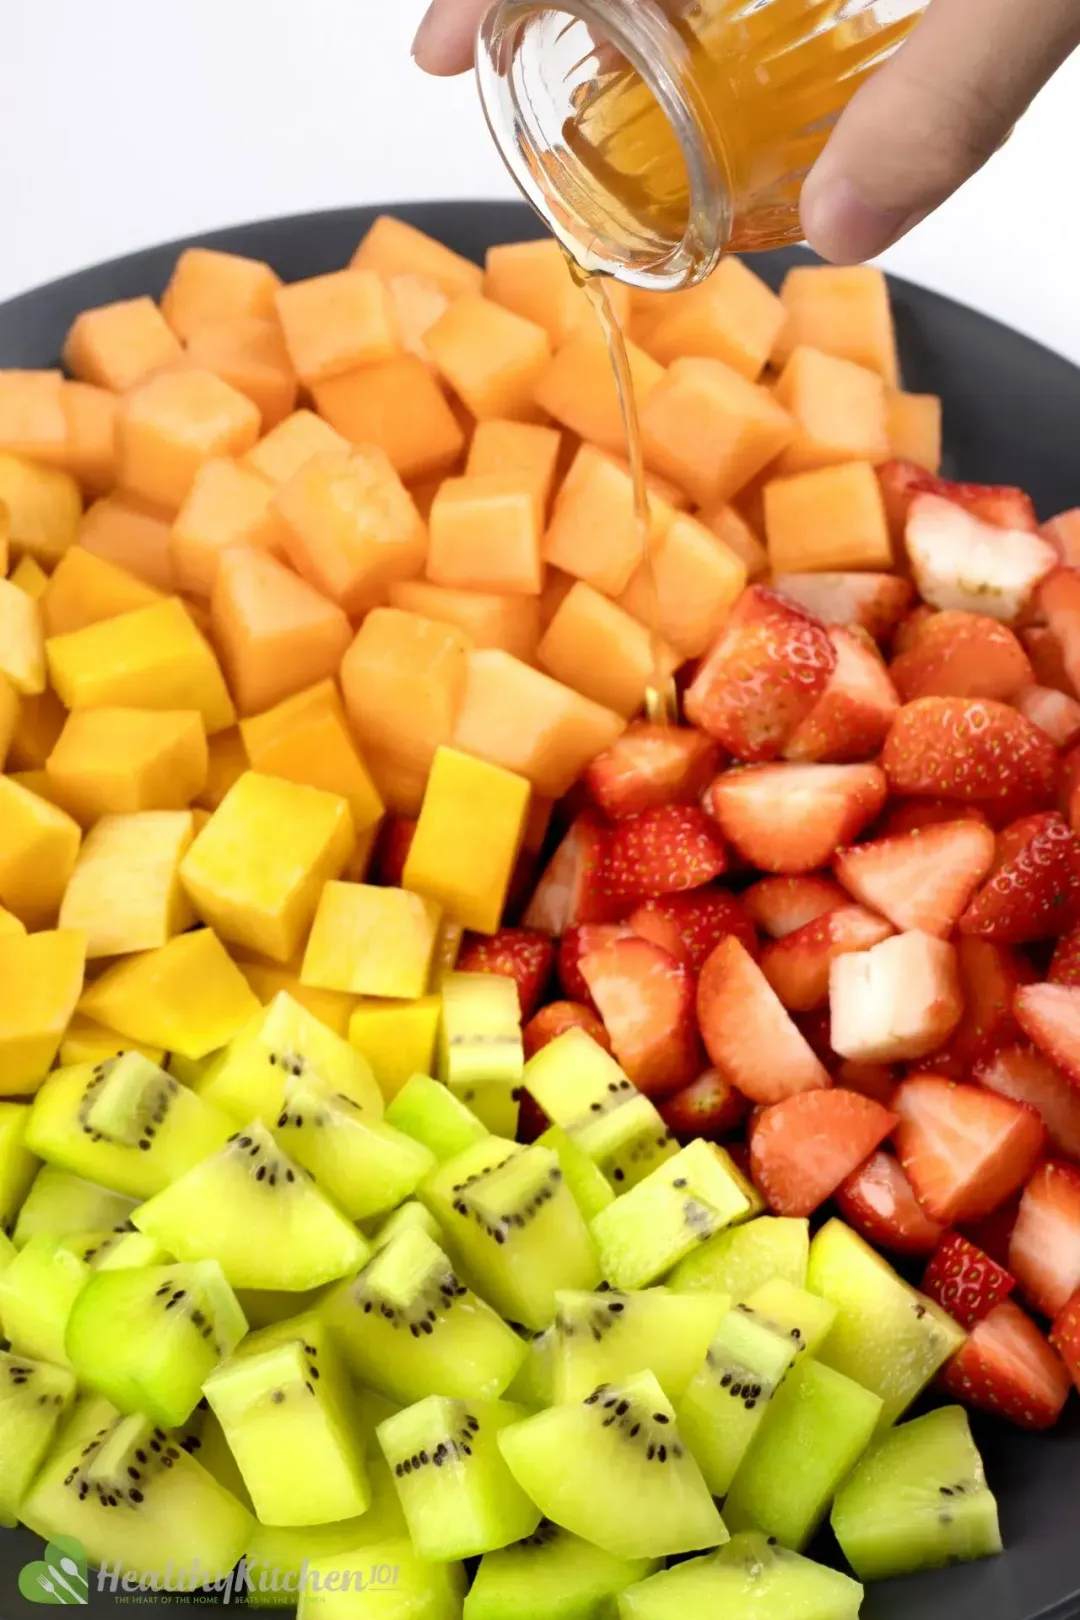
0;579;46;695
79;494;176;592
774;266;899;385
640;357;794;507
408;479;443;525
485;239;631;345
0;673;17;768
365;746;430;818
0;930;87;1095
302;882;441;1000
170;458;278;597
59;383;119;498
617;511;748;659
197;728;249;811
241;678;383;837
0;371;68;461
273;447;426;614
540;566;577;631
7;688;66;772
385;274;452;368
0;503;8;577
9;555;48;598
244;410;351;487
544;444;673;596
59;810;197;959
160;248;283;342
341;607;470;775
887;391;943;473
183;318;299;432
117;369;261;512
0;452;82;567
533;330;664;456
538;581;679;719
466;420;562;516
451;648;625;798
351;215;483;301
404;746;531;935
46;708;208;824
427;473;543;595
0;775;81;929
387;580;541;663
764;461;893;574
210;546;352;717
63;297;184;393
647;257;786;380
40;546;164;637
426;296;551;422
313;356;466;483
773;346;890;475
274;270;401;387
698;501;770;580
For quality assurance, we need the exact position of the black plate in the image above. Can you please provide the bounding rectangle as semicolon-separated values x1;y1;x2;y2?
1;201;1079;1620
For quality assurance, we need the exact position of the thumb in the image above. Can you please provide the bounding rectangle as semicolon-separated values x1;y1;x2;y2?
412;0;492;75
800;0;1080;263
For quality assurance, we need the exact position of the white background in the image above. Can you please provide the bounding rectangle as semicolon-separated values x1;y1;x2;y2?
1;1;1079;364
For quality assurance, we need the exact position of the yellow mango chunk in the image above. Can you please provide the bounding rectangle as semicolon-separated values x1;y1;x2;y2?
45;709;208;826
235;960;356;1040
0;453;82;567
240;680;384;837
46;597;236;734
180;772;354;964
9;555;49;598
0;777;81;929
347;995;441;1100
0;674;17;768
40;546;165;638
303;884;441;999
0;907;27;938
59;1016;165;1069
79;928;259;1060
7;688;65;771
404;747;530;935
197;728;249;811
0;578;46;695
59;811;197;959
0;930;87;1095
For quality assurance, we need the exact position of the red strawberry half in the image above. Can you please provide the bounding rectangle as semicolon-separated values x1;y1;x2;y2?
522;1000;612;1060
1014;684;1080;750
890;611;1034;703
874;799;992;839
835;1150;946;1257
707;763;887;875
834;819;996;938
579;935;701;1098
1049;926;1080;987
883;697;1057;824
1036;566;1080;697
522;813;617;933
628;889;757;971
1015;982;1080;1089
1049;1291;1080;1391
878;458;1039;536
782;626;899;764
558;923;633;1006
697;936;830;1105
759;905;893;1012
373;816;418;887
457;928;555;1021
940;1299;1070;1431
960;812;1080;945
975;1042;1080;1163
1021;625;1074;695
892;1076;1046;1225
749;1089;897;1218
1008;1159;1080;1319
919;938;1035;1080
742;874;847;939
905;494;1055;624
772;571;913;642
603;805;727;902
922;1232;1015;1328
585;723;723;820
659;1069;749;1139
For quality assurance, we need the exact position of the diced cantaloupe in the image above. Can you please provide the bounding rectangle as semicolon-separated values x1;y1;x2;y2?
773;347;890;475
404;746;531;934
0;452;82;567
351;215;484;301
7;688;66;771
698;501;770;580
273;448;427;615
160;248;283;341
183;318;299;432
197;728;249;811
385;273;452;368
274;270;401;386
40;546;164;637
302;882;441;999
427;472;543;594
57;383;119;498
466;419;562;516
0;579;47;694
234;959;356;1039
347;996;441;1099
240;679;384;836
540;566;577;630
63;297;184;392
640;356;795;506
79;927;259;1061
244;410;351;487
59;1017;164;1069
426;296;551;422
886;392;943;472
117;369;261;512
646;257;786;380
341;607;471;775
485;239;631;345
170;458;279;597
0;674;17;768
0;776;81;928
387;580;541;662
180;771;354;963
764;462;893;574
47;595;236;733
538;581;679;718
544;444;672;597
533;330;664;455
46;708;208;823
774;266;899;385
0;930;87;1095
451;648;625;797
79;494;176;592
617;510;748;659
9;555;49;598
59;810;196;958
0;371;69;461
313;356;466;482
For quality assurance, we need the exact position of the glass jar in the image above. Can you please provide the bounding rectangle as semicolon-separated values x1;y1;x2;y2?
477;0;927;290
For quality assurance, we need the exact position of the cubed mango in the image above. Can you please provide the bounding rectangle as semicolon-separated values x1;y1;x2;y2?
347;997;442;1100
59;811;196;958
303;883;441;999
0;930;87;1095
45;708;208;824
404;747;531;935
79;928;259;1061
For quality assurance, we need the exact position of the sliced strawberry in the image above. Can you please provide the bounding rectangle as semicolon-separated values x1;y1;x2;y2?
1043;508;1080;565
890;611;1034;703
373;816;417;887
584;723;723;821
521;1000;612;1060
742;874;847;939
834;819;996;939
578;935;701;1098
830;931;964;1065
1049;1289;1080;1390
749;1089;897;1218
892;1076;1046;1225
1060;742;1080;834
603;805;728;902
836;1150;946;1256
759;905;893;1013
1015;685;1080;749
941;1299;1070;1429
658;1069;749;1139
916;938;1035;1080
1036;566;1080;698
797;1007;839;1068
697;936;831;1105
684;585;837;761
522;813;619;933
962;1195;1024;1269
628;889;757;971
960;812;1080;944
772;572;913;642
782;626;899;764
878;459;1040;538
1021;625;1074;695
457;928;555;1021
558;923;633;1006
1050;926;1080;987
707;763;887;875
922;1232;1015;1328
874;798;993;839
891;604;939;657
976;1042;1080;1162
882;697;1057;823
836;1060;898;1106
905;494;1055;624
1008;1159;1080;1319
1015;982;1080;1089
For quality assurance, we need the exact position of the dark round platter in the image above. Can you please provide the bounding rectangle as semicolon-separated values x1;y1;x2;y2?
0;200;1078;1620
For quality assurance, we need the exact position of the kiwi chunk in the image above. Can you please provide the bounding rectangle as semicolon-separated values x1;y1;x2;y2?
669;1215;809;1296
467;1522;656;1620
807;1218;965;1428
504;1324;556;1410
619;1531;864;1620
296;1538;466;1620
65;1259;247;1427
385;1073;489;1162
274;1081;434;1219
69;1227;168;1271
0;1235;90;1362
132;1120;369;1290
0;1101;37;1237
0;1350;77;1526
832;1405;1002;1581
742;1278;838;1356
327;1224;526;1404
377;1395;540;1559
538;1126;615;1220
13;1165;137;1246
552;1286;728;1403
370;1199;444;1251
439;973;524;1135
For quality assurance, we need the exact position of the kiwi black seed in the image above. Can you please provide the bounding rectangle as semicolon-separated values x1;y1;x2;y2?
223;1131;301;1189
393;1410;481;1475
580;1385;685;1463
350;1248;469;1337
76;1061;181;1152
450;1151;564;1245
3;1362;67;1408
556;1291;631;1345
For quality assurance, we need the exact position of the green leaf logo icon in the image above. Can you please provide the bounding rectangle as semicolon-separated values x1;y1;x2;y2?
18;1537;89;1605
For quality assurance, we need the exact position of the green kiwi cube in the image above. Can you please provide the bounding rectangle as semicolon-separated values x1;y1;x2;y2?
370;1199;444;1251
378;1395;540;1559
385;1073;489;1162
65;1259;247;1427
807;1219;966;1428
236;1285;329;1329
77;1228;169;1271
618;1531;864;1620
132;1121;369;1290
0;1235;90;1363
669;1215;809;1296
504;1324;556;1409
552;1286;728;1403
274;1082;435;1220
538;1126;615;1220
324;1225;527;1404
0;1101;39;1236
725;1359;883;1550
439;973;525;1136
246;1513;393;1610
297;1538;466;1620
742;1278;837;1356
467;1523;656;1620
590;1140;754;1290
0;1350;77;1527
498;1370;726;1562
14;1165;137;1247
0;1227;14;1273
832;1405;1002;1581
83;1053;176;1143
575;1094;680;1192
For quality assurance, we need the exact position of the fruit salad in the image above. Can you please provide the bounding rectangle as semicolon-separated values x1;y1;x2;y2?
0;214;1078;1618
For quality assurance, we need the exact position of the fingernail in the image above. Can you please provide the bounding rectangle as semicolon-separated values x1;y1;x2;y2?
412;3;437;59
801;174;924;264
